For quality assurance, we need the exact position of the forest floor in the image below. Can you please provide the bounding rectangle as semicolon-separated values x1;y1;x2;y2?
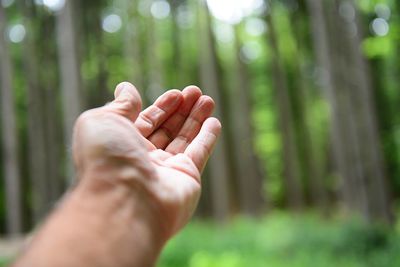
1;212;399;267
0;238;24;266
0;238;23;258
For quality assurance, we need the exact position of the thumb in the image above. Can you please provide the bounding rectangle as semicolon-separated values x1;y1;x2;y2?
105;82;142;121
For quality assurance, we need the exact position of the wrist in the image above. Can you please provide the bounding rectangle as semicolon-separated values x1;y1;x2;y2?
16;166;167;267
78;165;169;248
72;179;166;267
80;158;174;239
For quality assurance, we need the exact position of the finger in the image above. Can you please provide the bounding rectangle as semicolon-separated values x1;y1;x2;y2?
104;82;142;122
135;89;183;137
148;86;202;149
184;117;221;173
165;95;215;154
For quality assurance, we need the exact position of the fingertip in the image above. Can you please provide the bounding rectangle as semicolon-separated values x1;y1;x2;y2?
158;89;183;104
115;82;140;99
168;89;183;95
202;95;215;107
182;85;202;97
184;116;222;173
195;95;215;114
204;117;222;136
110;81;142;121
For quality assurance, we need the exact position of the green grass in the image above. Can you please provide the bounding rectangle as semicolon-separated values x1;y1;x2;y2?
2;212;398;267
0;258;11;267
158;212;399;267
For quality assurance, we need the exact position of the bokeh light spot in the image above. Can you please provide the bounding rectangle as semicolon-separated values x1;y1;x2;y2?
214;22;234;44
371;18;389;37
245;18;267;37
1;0;14;8
339;2;355;22
102;14;122;33
375;3;391;20
8;24;26;43
43;0;65;12
177;5;194;29
151;0;171;20
206;0;264;25
241;41;262;62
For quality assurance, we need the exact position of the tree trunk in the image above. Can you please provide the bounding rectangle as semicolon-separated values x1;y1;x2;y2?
265;6;304;210
0;4;23;236
307;0;392;222
197;1;231;221
37;6;65;207
19;0;51;223
307;0;359;212
146;14;164;101
343;0;392;222
56;0;83;180
289;11;328;210
123;0;146;99
80;0;110;108
231;24;265;215
169;0;181;86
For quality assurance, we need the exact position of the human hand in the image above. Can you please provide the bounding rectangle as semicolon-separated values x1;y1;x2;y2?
73;82;221;239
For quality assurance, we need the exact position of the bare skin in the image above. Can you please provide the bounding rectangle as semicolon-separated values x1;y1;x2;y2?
13;82;221;267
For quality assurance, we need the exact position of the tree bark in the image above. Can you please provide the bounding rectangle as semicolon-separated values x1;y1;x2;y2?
56;0;83;180
38;10;65;203
265;6;304;210
289;11;328;210
231;24;265;215
80;0;110;108
343;0;392;222
123;0;146;99
146;13;164;101
307;0;392;222
0;3;23;236
197;1;231;221
19;0;52;223
307;0;360;212
169;0;182;86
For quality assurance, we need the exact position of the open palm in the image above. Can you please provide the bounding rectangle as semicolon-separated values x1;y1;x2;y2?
73;82;221;237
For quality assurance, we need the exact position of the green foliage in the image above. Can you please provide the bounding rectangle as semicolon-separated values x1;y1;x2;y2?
363;36;392;58
0;258;11;267
158;213;400;267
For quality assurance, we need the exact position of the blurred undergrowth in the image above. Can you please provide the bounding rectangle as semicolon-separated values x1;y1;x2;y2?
1;212;399;267
159;212;399;267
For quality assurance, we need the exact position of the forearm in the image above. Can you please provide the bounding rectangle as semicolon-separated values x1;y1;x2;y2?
13;173;166;267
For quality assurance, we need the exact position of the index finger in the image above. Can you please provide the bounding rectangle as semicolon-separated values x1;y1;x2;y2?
135;90;183;137
184;117;221;172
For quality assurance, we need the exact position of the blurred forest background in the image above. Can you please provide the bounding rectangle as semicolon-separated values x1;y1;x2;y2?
2;0;400;266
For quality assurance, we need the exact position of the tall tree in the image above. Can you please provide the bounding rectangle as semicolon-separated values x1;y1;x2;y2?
288;7;328;209
168;0;182;86
80;0;110;108
0;3;22;235
265;2;304;209
230;24;265;215
307;0;392;222
56;0;83;179
197;1;231;221
38;9;65;203
20;0;50;223
342;0;391;222
123;0;146;99
146;8;165;100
